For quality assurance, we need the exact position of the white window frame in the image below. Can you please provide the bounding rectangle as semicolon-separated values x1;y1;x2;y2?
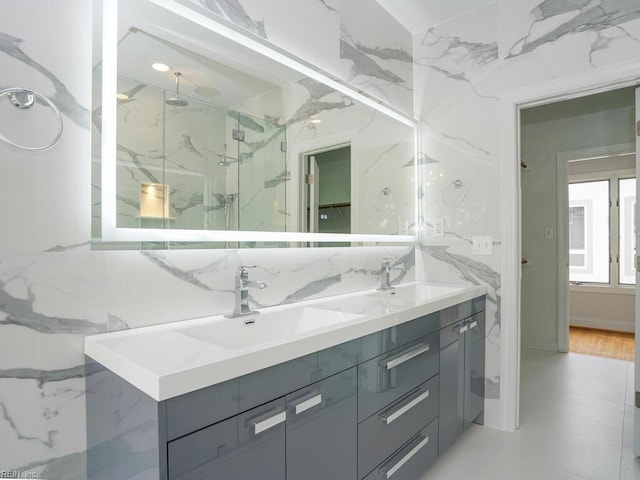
568;168;636;289
568;200;590;271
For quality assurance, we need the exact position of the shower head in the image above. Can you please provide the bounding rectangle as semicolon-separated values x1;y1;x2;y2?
166;72;189;107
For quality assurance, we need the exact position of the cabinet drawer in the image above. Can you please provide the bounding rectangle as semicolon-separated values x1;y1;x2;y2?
165;353;316;440
358;376;438;479
362;419;438;480
359;311;441;364
168;398;286;480
358;333;439;422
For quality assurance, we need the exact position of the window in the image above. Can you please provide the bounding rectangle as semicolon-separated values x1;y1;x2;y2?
568;176;636;286
568;205;586;267
619;178;636;284
568;181;609;283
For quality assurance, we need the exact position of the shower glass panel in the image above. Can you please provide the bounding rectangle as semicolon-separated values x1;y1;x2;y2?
112;74;286;232
236;112;287;232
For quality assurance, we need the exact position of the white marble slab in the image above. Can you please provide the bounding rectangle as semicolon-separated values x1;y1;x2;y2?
85;282;485;400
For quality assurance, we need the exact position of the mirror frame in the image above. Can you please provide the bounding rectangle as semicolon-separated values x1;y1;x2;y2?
97;0;418;245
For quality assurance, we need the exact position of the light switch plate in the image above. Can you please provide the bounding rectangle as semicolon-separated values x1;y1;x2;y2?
472;236;493;255
544;227;554;239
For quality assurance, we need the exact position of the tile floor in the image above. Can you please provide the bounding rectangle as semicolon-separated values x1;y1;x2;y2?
420;348;640;480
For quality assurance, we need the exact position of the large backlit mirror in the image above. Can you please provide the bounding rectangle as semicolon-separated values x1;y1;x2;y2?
92;0;417;247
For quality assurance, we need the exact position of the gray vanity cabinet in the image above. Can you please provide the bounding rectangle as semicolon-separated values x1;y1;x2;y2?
86;295;486;480
438;311;485;455
168;368;357;480
168;398;286;480
286;368;357;479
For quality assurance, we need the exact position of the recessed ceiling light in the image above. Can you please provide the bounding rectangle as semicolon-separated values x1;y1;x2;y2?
116;93;129;100
152;63;170;72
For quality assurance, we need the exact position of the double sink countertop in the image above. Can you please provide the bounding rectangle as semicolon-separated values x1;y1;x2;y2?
84;282;486;401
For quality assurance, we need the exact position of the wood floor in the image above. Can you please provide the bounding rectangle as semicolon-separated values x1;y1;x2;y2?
569;326;635;361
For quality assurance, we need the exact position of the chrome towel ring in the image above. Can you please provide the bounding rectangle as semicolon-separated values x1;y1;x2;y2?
442;179;466;206
0;87;63;151
373;186;394;212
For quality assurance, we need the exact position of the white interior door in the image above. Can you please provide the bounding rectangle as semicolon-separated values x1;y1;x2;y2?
634;86;640;456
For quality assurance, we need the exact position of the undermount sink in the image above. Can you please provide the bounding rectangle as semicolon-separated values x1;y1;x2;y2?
177;306;365;351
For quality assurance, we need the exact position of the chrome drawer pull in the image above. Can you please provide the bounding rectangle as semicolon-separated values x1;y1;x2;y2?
385;343;430;370
380;389;430;424
469;320;478;330
459;324;469;334
295;394;322;415
253;411;286;435
381;434;430;478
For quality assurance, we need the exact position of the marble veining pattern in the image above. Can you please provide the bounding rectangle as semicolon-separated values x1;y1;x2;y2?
339;0;414;113
415;0;640;428
190;0;267;38
189;0;413;115
507;0;640;58
0;32;89;128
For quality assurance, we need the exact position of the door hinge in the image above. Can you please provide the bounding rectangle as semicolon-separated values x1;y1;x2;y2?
636;120;640;137
305;174;314;185
232;129;245;142
280;141;287;152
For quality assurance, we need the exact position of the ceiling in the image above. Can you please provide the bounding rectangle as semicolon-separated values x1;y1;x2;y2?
376;0;494;34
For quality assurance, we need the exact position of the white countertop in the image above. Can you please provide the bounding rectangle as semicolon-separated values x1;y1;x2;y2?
84;282;486;401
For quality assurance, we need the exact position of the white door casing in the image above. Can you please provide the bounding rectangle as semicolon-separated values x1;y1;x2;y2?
634;86;640;457
501;62;640;433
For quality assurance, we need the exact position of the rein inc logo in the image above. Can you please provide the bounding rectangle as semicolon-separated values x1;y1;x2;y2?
0;471;41;479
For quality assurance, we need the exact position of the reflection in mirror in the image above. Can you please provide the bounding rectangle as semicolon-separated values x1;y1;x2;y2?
92;0;417;246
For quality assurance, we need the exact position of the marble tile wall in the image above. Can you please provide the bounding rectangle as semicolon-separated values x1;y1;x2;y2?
187;0;414;116
0;0;415;478
414;0;640;428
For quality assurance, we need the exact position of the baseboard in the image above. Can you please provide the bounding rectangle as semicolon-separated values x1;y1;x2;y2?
522;339;558;352
569;316;634;333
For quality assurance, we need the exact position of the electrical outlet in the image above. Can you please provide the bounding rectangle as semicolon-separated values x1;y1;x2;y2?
472;236;493;255
433;219;445;237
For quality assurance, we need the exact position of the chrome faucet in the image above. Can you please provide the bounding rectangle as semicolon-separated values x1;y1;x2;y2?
378;257;401;291
225;265;268;318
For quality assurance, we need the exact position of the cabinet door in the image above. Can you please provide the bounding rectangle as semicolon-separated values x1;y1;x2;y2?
464;312;485;427
286;368;357;480
168;398;286;480
438;320;465;455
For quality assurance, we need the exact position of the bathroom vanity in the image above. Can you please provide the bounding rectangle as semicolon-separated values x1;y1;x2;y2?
85;283;486;480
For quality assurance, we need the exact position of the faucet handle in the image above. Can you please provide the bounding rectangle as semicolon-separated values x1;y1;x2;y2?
382;256;396;264
239;264;257;271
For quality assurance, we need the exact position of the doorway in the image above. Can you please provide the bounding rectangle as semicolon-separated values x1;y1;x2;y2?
302;144;351;246
520;87;636;355
518;86;637;458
